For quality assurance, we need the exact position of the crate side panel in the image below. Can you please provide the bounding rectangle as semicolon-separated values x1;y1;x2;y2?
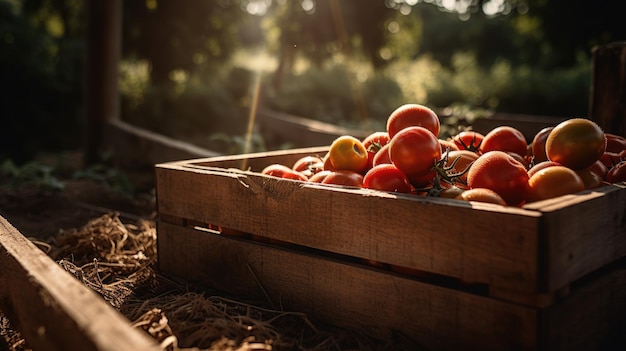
156;165;543;292
539;259;626;350
157;222;539;351
529;184;626;291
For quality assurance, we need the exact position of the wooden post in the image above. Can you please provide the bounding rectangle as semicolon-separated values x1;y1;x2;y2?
84;0;122;164
589;42;626;137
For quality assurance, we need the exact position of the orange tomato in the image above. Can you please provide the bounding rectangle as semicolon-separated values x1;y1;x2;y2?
545;118;606;170
527;165;585;203
328;135;369;174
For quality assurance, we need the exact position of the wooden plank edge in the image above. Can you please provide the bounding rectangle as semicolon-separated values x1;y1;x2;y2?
0;215;161;351
105;118;221;169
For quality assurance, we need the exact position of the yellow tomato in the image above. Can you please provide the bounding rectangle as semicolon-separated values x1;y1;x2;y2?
328;135;369;174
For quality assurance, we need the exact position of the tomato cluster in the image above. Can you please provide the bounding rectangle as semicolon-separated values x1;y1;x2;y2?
261;103;626;207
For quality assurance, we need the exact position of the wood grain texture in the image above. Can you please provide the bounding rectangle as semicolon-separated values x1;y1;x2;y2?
158;222;626;351
156;148;626;298
156;161;545;294
589;42;626;136
157;222;539;351
0;216;161;351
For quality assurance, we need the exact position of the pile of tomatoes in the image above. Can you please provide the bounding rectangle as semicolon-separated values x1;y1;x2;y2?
261;103;626;207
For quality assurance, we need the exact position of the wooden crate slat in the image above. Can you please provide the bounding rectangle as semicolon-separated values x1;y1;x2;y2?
156;162;545;293
0;216;162;351
158;222;626;350
157;222;539;351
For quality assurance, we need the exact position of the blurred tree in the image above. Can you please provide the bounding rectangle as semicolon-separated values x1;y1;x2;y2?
121;0;246;85
0;0;84;163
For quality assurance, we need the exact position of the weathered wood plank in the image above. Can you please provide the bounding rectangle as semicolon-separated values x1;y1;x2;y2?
0;216;161;351
157;222;539;351
589;42;626;136
156;162;544;295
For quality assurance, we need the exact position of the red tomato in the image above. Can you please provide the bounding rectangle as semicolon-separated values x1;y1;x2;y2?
575;168;604;189
321;170;364;187
451;130;484;152
600;151;623;169
605;133;626;153
455;188;507;206
386;103;440;139
292;155;324;175
587;159;609;179
308;170;332;183
362;164;412;193
261;164;308;181
389;126;442;178
527;161;561;178
466;151;530;206
531;127;554;163
362;131;390;169
606;161;626;183
408;169;437;189
439;139;460;153
527;166;585;203
480;126;528;157
545;118;606;170
328;135;369;173
444;150;479;183
372;143;392;166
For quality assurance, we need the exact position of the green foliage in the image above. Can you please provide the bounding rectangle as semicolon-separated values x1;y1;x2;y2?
0;0;83;163
0;159;65;191
72;162;135;199
263;62;404;127
0;155;136;198
120;64;252;147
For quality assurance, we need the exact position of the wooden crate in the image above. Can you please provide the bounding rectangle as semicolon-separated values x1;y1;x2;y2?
155;147;626;351
0;215;162;351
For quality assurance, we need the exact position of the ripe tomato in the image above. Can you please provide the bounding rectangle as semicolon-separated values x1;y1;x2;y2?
480;126;528;157
292;155;324;176
362;164;412;193
575;168;604;189
389;126;442;178
599;151;623;169
362;131;390;169
466;151;530;206
587;159;609;179
545;118;606;170
444;150;479;183
321;170;364;187
328;135;369;173
261;164;308;181
439;139;460;153
605;133;626;153
527;165;585;203
408;169;437;189
308;170;332;183
372;143;392;167
531;127;554;163
606;161;626;183
451;130;484;152
455;188;507;206
386;103;440;139
527;160;561;178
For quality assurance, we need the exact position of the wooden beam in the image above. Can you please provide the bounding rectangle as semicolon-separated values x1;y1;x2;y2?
84;0;122;164
0;215;162;351
589;42;626;136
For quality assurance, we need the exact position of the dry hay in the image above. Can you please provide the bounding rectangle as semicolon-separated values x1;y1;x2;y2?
21;213;415;351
